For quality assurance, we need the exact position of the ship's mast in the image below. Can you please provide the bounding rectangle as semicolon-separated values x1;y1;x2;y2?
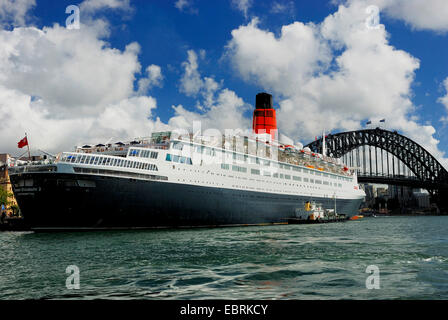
322;130;327;156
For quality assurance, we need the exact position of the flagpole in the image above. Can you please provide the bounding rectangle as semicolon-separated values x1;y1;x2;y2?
25;133;31;160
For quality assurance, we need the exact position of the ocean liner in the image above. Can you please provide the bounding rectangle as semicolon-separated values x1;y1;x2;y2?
9;93;365;230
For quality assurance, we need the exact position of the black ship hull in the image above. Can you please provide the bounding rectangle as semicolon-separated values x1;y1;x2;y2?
10;173;363;231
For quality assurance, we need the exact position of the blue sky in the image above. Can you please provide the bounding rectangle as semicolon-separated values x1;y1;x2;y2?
0;0;447;167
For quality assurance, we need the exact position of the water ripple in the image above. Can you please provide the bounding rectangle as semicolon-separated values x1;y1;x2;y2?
0;216;447;299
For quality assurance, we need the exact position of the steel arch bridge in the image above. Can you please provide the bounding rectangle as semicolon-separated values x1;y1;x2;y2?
305;128;448;212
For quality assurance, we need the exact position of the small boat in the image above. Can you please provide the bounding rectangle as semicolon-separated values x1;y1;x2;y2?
349;215;364;220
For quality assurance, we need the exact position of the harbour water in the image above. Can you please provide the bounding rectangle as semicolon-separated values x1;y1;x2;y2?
0;216;447;300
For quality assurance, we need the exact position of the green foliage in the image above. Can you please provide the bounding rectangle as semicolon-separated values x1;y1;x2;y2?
0;184;12;208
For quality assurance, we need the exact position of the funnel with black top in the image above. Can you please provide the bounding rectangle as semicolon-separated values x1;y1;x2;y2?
252;92;278;140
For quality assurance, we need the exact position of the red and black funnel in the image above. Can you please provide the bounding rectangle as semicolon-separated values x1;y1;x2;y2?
252;92;278;140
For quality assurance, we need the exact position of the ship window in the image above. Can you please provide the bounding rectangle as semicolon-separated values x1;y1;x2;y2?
293;176;301;181
166;154;172;162
304;178;309;182
339;183;342;188
263;171;271;177
251;169;260;175
232;165;247;173
323;181;329;185
315;179;322;184
93;157;99;165
180;157;186;164
173;155;180;162
221;163;230;170
150;151;158;159
285;175;291;180
172;142;183;150
273;173;278;178
310;179;314;183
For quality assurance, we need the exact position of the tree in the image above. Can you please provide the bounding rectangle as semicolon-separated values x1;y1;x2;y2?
0;184;11;208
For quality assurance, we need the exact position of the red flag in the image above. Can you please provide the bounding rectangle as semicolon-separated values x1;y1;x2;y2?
18;136;28;148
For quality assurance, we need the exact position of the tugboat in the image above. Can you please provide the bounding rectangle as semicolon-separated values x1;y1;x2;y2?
287;200;347;224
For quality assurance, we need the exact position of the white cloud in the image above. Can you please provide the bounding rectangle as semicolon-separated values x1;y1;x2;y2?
438;78;448;125
137;64;163;95
174;0;197;14
174;49;249;131
232;0;252;18
341;0;448;32
0;1;165;155
0;0;35;28
271;1;295;14
179;49;222;110
169;89;250;133
80;0;131;14
227;1;448;168
0;86;165;152
0;25;141;118
179;50;204;96
175;0;189;11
